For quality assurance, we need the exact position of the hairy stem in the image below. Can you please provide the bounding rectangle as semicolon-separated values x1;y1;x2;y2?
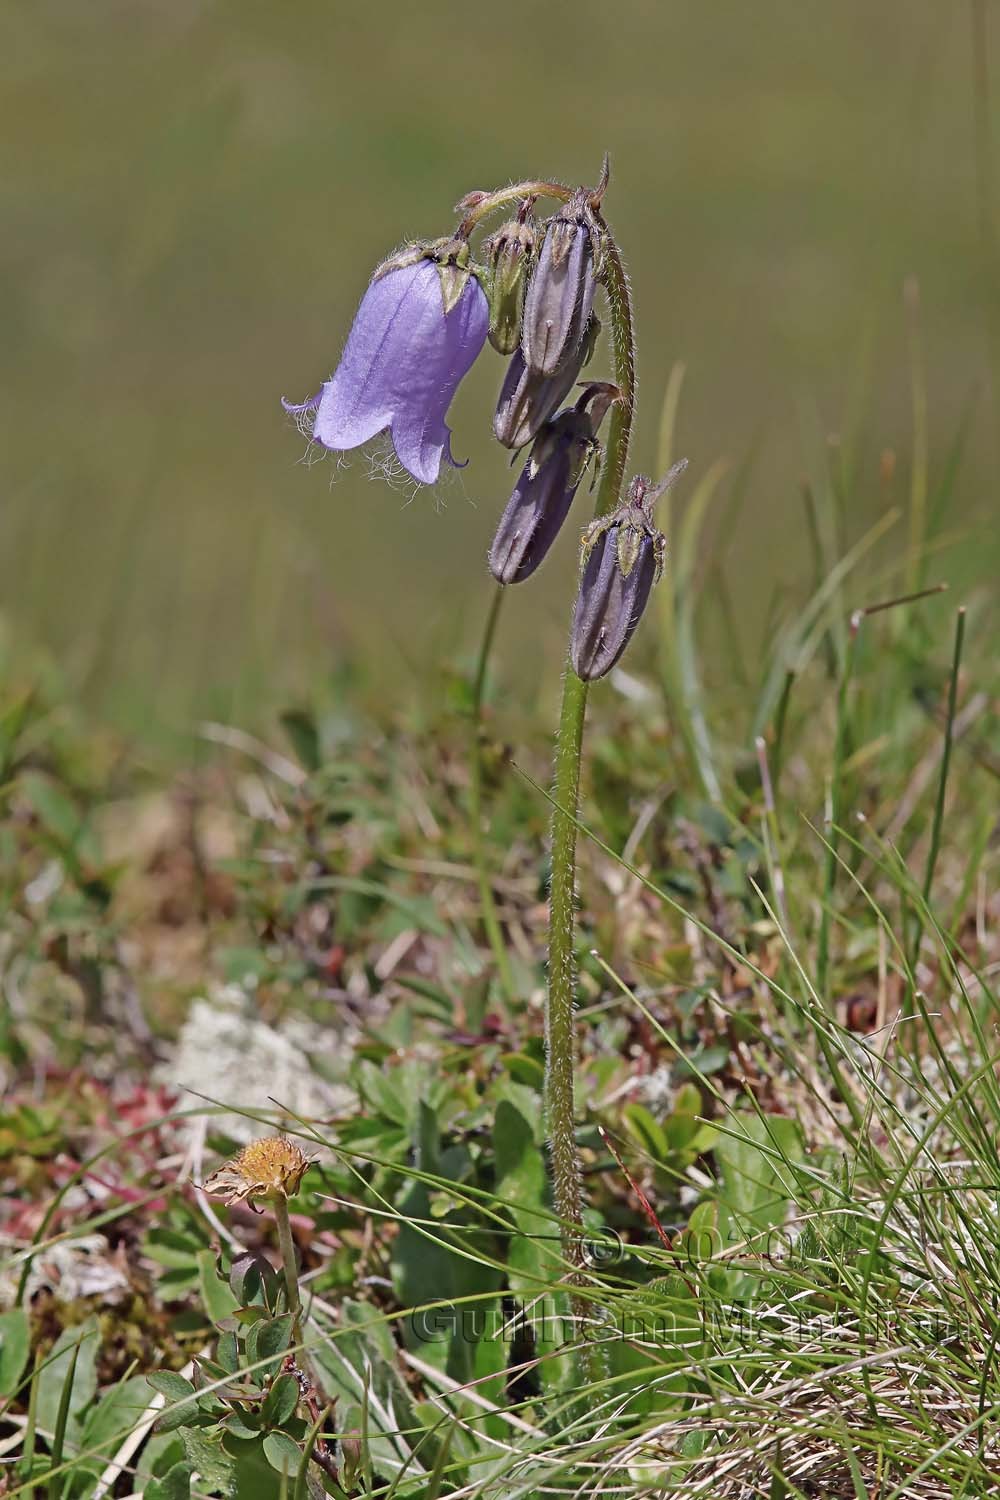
546;220;635;1271
457;179;572;237
272;1193;303;1349
469;585;516;1001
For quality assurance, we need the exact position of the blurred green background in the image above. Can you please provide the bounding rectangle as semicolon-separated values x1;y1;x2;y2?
2;0;997;742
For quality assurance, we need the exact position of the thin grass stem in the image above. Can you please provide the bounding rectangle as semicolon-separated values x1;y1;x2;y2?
816;611;863;1003
468;585;515;1001
908;606;967;974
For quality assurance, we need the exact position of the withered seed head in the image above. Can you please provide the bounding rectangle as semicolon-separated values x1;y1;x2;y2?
201;1137;317;1212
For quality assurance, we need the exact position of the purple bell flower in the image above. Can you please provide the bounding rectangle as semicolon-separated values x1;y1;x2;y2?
284;255;489;487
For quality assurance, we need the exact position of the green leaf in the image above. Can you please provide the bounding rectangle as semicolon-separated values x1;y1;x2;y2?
81;1375;151;1456
246;1314;293;1377
19;770;85;851
216;1331;239;1375
223;1409;262;1440
355;1059;410;1126
0;1307;29;1397
135;1430;186;1487
145;1460;194;1500
493;1098;553;1287
715;1112;803;1237
229;1254;263;1305
36;1317;99;1444
148;1371;198;1432
144;1227;205;1271
262;1372;300;1428
180;1425;235;1494
623;1102;670;1163
280;709;321;773
148;1371;197;1403
499;1051;545;1089
198;1249;240;1324
263;1429;302;1476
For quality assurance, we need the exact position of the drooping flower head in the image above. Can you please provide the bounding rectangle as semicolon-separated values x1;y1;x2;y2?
493;315;600;452
520;172;607;378
488;382;619;585
284;241;489;487
570;461;687;681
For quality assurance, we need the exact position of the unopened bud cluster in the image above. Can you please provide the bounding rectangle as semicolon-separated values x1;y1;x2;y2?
485;177;615;602
284;160;688;682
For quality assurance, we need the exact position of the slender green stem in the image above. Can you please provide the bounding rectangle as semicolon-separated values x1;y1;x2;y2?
457;178;572;237
546;667;589;1260
905;276;929;595
545;223;635;1272
923;608;966;904
816;611;862;1003
909;606;967;976
469;585;515;1001
272;1193;303;1348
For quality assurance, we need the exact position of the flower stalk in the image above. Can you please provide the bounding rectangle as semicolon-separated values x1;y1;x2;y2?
271;1191;303;1349
546;218;635;1271
464;178;637;1274
202;1136;315;1350
469;585;516;1001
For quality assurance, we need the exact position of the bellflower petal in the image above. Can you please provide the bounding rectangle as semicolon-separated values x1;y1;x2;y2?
292;258;489;486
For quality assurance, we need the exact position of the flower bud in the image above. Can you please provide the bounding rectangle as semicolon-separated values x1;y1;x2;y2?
570;462;688;681
340;1431;364;1489
493;316;600;451
521;190;600;376
488;384;618;585
483;204;537;355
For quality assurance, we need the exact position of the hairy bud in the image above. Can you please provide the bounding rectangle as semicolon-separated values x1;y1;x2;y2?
488;383;619;585
570;462;687;681
520;189;601;376
493;315;600;451
483;203;537;355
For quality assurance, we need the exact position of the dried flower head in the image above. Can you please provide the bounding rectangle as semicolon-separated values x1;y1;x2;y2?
202;1136;316;1212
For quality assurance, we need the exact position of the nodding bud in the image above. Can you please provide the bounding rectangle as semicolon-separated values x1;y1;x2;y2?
521;189;600;377
488;383;619;586
493;315;600;451
570;461;688;681
483;203;537;355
